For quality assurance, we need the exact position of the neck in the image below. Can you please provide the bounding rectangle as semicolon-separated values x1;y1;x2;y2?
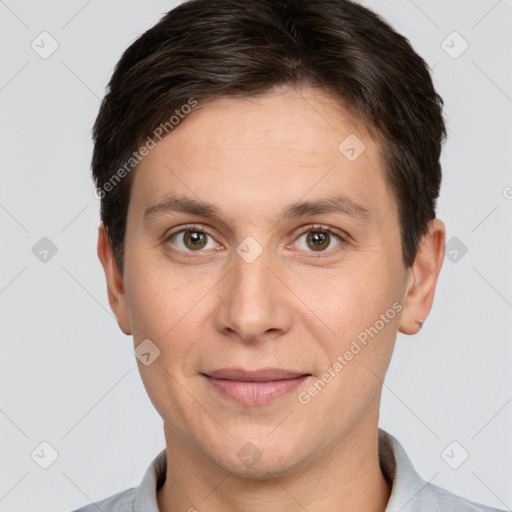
157;419;391;512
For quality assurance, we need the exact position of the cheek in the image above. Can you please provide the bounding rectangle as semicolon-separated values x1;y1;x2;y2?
296;258;403;359
126;273;203;411
124;261;213;372
300;266;386;324
124;248;199;335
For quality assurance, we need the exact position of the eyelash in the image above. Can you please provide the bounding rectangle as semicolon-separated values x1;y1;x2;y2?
164;224;347;259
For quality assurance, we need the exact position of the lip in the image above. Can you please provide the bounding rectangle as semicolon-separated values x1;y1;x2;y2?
203;368;311;406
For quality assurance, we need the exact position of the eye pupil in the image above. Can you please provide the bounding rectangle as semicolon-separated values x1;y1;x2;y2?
184;230;207;250
307;231;330;251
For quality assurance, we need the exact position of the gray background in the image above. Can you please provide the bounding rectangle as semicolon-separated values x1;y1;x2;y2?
0;1;511;511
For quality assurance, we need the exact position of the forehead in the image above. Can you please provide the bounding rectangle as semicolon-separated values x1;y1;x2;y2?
129;86;397;230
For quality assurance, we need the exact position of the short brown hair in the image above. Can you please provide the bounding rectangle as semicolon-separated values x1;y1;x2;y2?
92;0;446;273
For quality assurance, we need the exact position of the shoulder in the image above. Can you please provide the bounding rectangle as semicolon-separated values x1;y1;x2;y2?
417;481;506;512
69;448;167;512
70;487;136;512
378;429;506;512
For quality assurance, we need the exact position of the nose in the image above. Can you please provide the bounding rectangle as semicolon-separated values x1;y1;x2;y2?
212;247;293;343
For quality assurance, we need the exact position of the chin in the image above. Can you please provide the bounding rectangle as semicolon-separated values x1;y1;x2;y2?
207;436;310;480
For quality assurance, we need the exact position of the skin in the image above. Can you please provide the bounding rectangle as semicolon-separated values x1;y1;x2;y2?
98;85;445;512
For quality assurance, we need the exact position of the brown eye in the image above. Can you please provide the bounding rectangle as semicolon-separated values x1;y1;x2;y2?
306;231;331;251
168;228;218;252
294;227;343;254
183;230;208;250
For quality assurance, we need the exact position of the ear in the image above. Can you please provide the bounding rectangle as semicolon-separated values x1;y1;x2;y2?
97;223;132;335
399;219;446;335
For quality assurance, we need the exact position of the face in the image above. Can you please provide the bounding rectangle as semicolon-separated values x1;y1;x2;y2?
101;85;434;477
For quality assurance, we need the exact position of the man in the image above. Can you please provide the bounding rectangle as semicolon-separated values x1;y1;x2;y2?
74;0;505;510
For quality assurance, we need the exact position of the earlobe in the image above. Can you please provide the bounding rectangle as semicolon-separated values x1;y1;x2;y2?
97;224;132;335
398;219;446;336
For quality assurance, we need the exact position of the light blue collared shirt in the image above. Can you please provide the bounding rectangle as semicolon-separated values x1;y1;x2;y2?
72;429;506;511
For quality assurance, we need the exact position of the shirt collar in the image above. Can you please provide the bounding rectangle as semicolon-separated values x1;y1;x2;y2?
378;428;436;511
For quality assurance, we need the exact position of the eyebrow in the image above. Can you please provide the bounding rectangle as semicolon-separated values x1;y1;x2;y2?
143;193;371;224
